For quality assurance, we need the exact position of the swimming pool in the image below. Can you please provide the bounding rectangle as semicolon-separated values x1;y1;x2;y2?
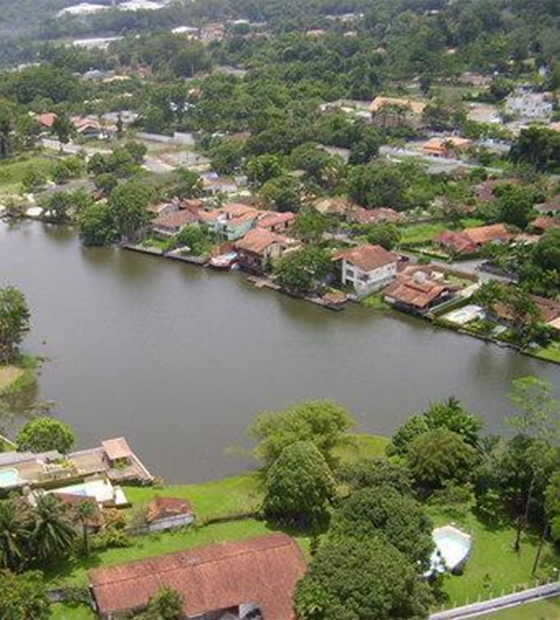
427;525;472;575
0;468;23;488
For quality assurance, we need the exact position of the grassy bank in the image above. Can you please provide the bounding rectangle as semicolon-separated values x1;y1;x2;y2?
50;603;95;620
0;355;41;399
0;153;56;196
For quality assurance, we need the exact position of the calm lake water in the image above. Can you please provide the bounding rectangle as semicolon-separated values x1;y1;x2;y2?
1;221;558;482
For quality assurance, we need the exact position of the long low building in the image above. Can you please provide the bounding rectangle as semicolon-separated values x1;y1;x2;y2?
89;533;306;620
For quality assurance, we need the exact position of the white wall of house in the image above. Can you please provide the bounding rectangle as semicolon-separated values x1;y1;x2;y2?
342;260;397;296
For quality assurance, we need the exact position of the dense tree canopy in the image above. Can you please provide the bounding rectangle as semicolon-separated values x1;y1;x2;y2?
17;417;76;454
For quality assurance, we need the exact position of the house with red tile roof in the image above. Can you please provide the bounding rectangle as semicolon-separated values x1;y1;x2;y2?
89;533;306;620
422;137;472;158
256;211;295;233
333;244;398;296
33;112;58;130
235;228;297;273
348;207;405;225
151;209;200;237
535;196;560;217
383;267;455;314
531;216;560;233
201;204;262;241
435;224;511;256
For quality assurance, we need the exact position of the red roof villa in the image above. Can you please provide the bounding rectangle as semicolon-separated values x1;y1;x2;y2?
333;244;398;297
435;224;511;256
89;533;306;620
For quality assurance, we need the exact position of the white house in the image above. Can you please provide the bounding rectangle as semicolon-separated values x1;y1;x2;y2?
334;244;398;296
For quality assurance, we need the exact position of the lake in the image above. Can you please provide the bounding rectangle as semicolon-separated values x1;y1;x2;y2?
1;221;558;482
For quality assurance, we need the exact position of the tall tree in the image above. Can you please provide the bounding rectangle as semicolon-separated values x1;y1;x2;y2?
29;495;76;563
0;570;51;620
0;286;30;364
0;500;30;571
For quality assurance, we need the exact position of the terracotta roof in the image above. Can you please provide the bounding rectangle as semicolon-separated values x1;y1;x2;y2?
145;497;193;523
434;231;477;255
384;271;448;310
152;210;199;230
532;216;560;231
34;112;57;129
422;137;472;155
235;228;289;255
369;96;426;115
535;197;560;214
71;116;102;132
463;224;511;245
532;296;560;324
334;244;398;272
89;533;305;619
102;437;132;461
147;203;174;215
257;211;295;230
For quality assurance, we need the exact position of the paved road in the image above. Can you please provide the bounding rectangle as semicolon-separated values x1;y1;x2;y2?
430;581;560;619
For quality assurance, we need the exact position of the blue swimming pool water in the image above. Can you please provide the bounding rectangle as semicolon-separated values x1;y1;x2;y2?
0;468;22;487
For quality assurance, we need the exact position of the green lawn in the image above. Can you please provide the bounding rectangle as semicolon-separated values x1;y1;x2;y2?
332;434;389;465
50;603;95;620
400;222;448;245
427;506;560;609
0;154;56;194
360;293;391;311
478;597;560;619
124;471;264;522
533;342;560;364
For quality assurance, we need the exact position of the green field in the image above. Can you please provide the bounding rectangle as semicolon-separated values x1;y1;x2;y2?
534;342;560;364
400;222;448;244
428;506;560;609
0;154;56;195
479;597;560;619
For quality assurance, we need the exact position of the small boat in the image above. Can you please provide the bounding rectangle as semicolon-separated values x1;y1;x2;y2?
209;252;238;270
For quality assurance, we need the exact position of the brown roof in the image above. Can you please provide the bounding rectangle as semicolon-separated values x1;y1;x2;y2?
532;296;560;324
334;244;398;272
473;179;518;203
34;112;57;129
89;533;306;619
422;137;472;155
257;211;295;230
152;209;199;231
369;96;426;115
463;224;511;245
314;197;354;216
384;271;449;310
532;216;560;231
145;497;193;523
434;231;477;255
102;437;132;461
235;228;289;255
535;197;560;215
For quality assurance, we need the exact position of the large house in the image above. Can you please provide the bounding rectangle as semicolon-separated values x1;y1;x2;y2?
333;244;398;296
369;96;426;129
0;437;152;496
256;211;295;233
152;209;200;237
235;228;297;273
435;224;511;256
348;207;404;225
89;533;306;620
384;266;455;315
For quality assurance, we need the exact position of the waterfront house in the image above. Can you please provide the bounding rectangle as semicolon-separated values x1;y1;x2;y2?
151;209;200;237
32;475;129;509
369;96;426;129
235;228;297;273
421;137;472;158
384;267;454;315
333;244;398;297
0;437;153;495
201;204;262;241
89;533;306;620
256;211;295;233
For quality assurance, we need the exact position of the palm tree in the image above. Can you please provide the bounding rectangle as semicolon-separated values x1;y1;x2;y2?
30;495;76;563
75;500;97;556
0;498;30;571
